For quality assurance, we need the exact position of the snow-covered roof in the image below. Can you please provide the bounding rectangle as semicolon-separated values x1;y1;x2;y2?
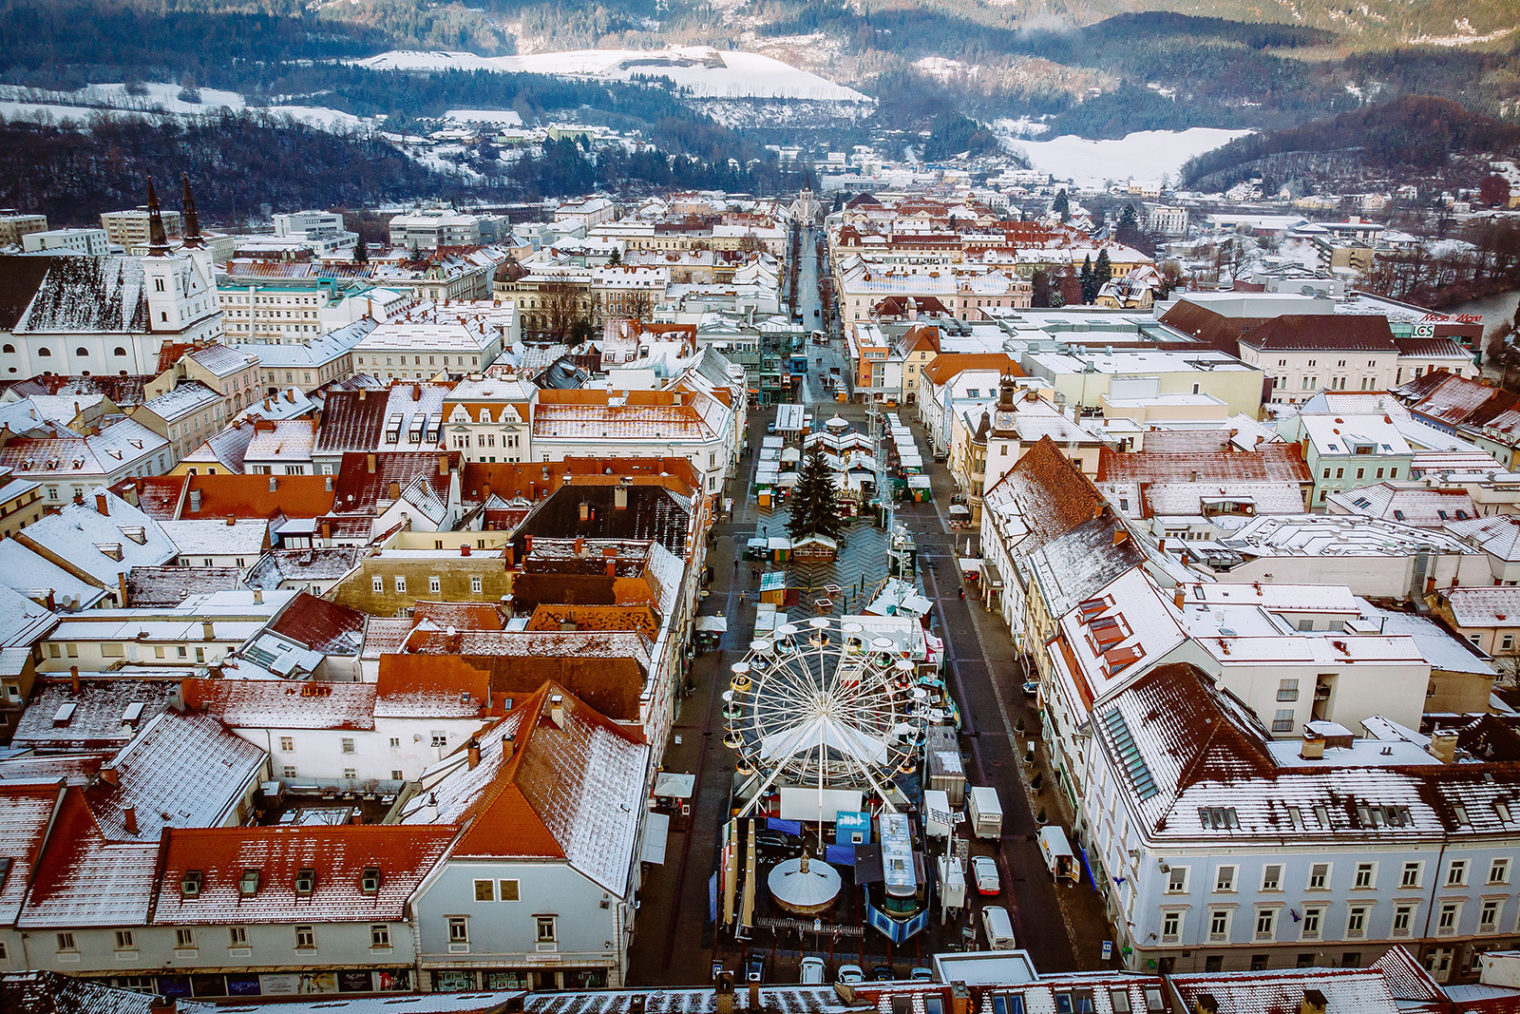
403;683;648;894
139;380;222;423
17;488;175;586
161;517;269;557
1445;586;1520;629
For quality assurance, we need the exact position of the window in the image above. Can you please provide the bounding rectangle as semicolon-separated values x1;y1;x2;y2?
1481;900;1502;933
429;575;441;594
1272;709;1295;733
281;765;296;779
341;738;355;754
1254;907;1277;941
1300;906;1324;941
371;924;391;948
1215;866;1236;893
1346;905;1368;939
1447;860;1469;886
56;932;76;952
343;767;356;780
295;925;316;949
229;926;248;947
278;736;294;752
431;731;448;748
448;916;469;943
499;879;520;901
475;879;495;902
1491;858;1511;884
1166;866;1188;893
361;867;382;894
471;575;483;594
1354;862;1376;889
1208;908;1230;941
175;928;196;949
1401;862;1422;889
1261;865;1282;892
1276;679;1299;702
372;575;384;593
1437;902;1460;935
115;930;135;950
1392;904;1415;937
295;868;316;894
239;868;261;895
1161;910;1182;942
394;575;407;593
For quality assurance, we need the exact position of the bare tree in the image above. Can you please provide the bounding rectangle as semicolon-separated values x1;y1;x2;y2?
540;282;588;342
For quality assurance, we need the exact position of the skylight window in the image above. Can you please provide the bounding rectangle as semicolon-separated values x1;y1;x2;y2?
1102;708;1157;800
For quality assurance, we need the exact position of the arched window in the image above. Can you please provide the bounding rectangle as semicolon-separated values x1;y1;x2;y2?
1;344;13;354
75;347;88;358
113;346;127;357
37;348;51;357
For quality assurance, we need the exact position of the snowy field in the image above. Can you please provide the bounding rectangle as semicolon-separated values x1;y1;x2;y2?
357;46;872;103
0;82;362;129
1010;128;1253;187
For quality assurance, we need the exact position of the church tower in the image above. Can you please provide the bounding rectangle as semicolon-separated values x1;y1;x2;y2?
140;174;222;341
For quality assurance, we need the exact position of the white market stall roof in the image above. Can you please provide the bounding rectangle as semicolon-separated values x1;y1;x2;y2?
779;786;864;823
775;404;805;433
653;771;696;799
695;615;728;633
767;856;842;907
641;811;671;864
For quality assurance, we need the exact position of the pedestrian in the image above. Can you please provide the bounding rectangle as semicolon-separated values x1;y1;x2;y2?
733;559;739;572
958;587;965;600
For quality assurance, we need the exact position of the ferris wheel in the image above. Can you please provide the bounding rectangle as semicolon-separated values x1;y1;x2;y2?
723;616;930;816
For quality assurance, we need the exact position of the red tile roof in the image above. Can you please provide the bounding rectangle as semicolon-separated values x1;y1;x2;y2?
920;353;1022;386
0;782;63;924
375;654;495;718
154;824;458;924
1098;442;1312;484
412;600;506;631
331;451;456;513
18;787;157;928
1239;314;1398;353
266;591;367;654
180;474;336;520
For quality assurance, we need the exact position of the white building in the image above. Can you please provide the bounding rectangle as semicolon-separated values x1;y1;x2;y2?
21;228;110;256
389;209;482;250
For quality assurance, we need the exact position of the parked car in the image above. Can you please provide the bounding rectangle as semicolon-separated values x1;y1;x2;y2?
1021;680;1039;698
745;953;766;982
971;855;1001;895
910;967;934;982
766;421;777;434
871;965;894;981
800;957;826;984
837;964;865;984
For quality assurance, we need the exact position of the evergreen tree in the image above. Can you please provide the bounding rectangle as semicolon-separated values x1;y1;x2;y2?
353;240;368;265
1115;203;1143;247
606;247;622;266
787;444;844;544
1052;189;1069;222
1079;254;1095;304
1095;249;1113;292
1030;269;1052;308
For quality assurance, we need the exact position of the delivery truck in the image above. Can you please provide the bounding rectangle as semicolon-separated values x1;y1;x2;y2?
966;786;1003;839
1038;825;1081;884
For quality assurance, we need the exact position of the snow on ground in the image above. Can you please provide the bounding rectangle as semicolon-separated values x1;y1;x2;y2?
0;82;360;130
1010;127;1252;188
913;57;978;82
356;46;872;102
445;109;525;126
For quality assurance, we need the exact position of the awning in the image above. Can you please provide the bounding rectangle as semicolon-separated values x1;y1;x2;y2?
948;504;971;516
695;616;728;633
641;811;671;864
653;771;696;799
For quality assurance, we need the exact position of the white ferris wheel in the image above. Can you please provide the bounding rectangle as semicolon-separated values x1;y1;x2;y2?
723;616;930;816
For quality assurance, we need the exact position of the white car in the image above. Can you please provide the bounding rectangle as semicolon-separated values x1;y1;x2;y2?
971;855;1001;895
837;963;865;984
800;957;826;984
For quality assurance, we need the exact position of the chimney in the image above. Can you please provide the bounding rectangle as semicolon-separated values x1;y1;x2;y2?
202;619;215;641
95;492;109;515
949;982;970;1014
225;515;236;526
1196;996;1219;1014
1113;527;1128;546
548;693;565;729
149;997;177;1014
388;481;401;501
467;738;481;770
502;737;515;761
1299;728;1325;761
188;489;202;512
574;536;585;556
524;534;534;554
1301;990;1327;1014
99;764;120;786
268;476;278;493
366;453;377;474
461;544;471;557
252;589;263;605
579;501;591;522
1173;587;1185;609
123;483;139;507
320;521;332;541
69;665;80;693
614;485;628;510
438;454;449;476
324;475;333;491
1429;730;1458;764
123;805;138;835
412;383;422;401
749;983;761;1008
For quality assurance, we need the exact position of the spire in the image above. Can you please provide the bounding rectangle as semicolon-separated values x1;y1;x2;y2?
180;173;203;248
145;174;170;256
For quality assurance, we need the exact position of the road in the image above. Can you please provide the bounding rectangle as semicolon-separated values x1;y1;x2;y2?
623;209;1113;987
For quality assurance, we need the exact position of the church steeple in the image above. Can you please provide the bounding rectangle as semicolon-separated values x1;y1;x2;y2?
180;173;203;249
145;174;170;256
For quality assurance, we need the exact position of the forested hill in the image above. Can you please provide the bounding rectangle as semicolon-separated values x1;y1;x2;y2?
0;113;466;224
1181;96;1520;187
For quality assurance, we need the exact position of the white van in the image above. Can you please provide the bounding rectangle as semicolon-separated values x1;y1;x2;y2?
980;904;1016;949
